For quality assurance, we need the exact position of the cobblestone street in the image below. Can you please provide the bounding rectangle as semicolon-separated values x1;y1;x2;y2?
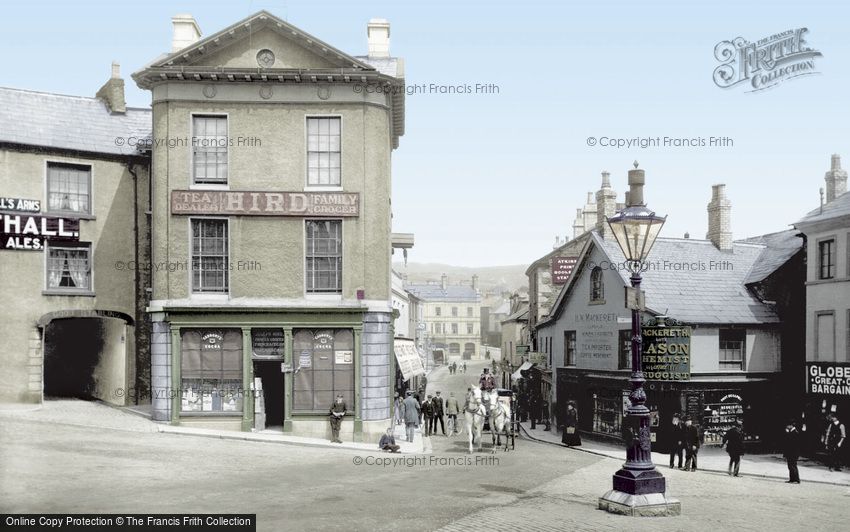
1;361;847;531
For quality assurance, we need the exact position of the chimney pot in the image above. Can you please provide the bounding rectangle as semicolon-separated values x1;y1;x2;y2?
627;166;646;206
172;14;202;53
367;18;390;58
95;61;125;114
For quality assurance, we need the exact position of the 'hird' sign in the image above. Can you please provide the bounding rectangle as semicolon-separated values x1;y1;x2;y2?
171;190;360;217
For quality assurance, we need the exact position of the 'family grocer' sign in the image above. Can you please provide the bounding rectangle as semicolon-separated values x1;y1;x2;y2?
171;190;359;217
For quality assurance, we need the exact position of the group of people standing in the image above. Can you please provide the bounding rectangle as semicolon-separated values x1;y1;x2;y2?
447;361;467;375
666;414;702;472
393;389;462;441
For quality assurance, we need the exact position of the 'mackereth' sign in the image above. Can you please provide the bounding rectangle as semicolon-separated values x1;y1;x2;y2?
641;325;691;380
171;190;360;217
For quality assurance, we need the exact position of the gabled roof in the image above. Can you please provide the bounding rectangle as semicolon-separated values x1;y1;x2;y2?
738;229;804;285
524;231;591;276
405;283;480;302
0;86;150;157
145;11;375;72
540;231;790;326
795;190;850;227
502;308;529;323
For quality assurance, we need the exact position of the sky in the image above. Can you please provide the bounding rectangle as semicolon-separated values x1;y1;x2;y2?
1;0;848;266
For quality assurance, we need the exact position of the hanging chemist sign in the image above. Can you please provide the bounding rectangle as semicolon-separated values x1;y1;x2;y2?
641;325;691;381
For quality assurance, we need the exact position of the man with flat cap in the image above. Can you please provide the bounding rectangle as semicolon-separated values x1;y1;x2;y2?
401;390;420;442
328;394;347;443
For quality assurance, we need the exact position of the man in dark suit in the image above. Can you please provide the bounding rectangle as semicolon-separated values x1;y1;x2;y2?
784;420;802;483
422;394;435;437
668;414;684;469
721;421;745;477
432;391;446;436
683;416;701;471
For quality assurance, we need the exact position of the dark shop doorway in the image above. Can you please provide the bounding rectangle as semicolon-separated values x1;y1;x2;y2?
254;361;284;427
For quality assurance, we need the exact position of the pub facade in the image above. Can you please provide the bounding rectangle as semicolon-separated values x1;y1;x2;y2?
133;11;405;442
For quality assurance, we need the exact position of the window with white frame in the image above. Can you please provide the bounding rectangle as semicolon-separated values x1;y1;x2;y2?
818;239;835;280
719;329;746;370
46;242;91;292
191;219;228;293
305;220;342;293
192;115;228;184
47;162;91;215
452;323;458;334
307;117;341;186
467;323;474;334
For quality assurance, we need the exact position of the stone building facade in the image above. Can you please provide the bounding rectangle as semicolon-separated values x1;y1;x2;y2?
133;11;405;442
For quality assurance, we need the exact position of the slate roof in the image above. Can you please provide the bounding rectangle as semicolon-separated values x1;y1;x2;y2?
354;56;401;77
502;308;528;323
795;190;850;226
404;283;480;302
0;86;151;156
546;232;786;325
739;229;804;284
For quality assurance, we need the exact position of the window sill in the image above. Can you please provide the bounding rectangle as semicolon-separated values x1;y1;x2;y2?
588;299;606;306
179;412;243;417
44;212;95;221
190;293;230;302
42;290;95;297
304;185;344;192
305;293;343;300
189;184;229;190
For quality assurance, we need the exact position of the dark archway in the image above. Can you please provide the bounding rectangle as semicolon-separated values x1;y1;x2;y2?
43;318;105;399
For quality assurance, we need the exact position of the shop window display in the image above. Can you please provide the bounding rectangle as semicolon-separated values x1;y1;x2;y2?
181;329;243;413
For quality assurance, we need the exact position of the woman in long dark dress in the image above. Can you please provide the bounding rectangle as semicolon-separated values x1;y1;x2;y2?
562;401;582;446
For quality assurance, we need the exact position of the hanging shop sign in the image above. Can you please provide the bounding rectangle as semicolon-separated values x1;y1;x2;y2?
252;328;285;358
170;190;359;217
393;339;426;381
1;213;80;250
0;197;41;213
806;362;850;396
552;256;578;284
641;325;691;380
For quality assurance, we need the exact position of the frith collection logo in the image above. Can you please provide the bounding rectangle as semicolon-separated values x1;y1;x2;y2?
713;28;822;92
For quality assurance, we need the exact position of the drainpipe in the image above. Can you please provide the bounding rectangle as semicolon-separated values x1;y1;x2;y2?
126;161;141;405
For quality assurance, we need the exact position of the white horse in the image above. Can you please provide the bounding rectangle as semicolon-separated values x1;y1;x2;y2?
488;391;511;452
464;388;486;454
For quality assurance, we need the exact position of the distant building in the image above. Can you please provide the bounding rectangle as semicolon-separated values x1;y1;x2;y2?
405;274;482;362
481;298;510;347
501;293;529;367
794;154;850;451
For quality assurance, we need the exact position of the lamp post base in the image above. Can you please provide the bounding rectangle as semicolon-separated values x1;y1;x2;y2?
598;490;681;517
612;467;666;495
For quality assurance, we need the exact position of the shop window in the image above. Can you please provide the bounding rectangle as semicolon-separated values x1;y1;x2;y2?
464;343;475;357
592;392;622;436
292;329;354;412
818;239;835;280
306;117;341;186
181;329;243;413
305;220;342;293
618;329;631;369
719;329;746;370
192;115;228;184
590;267;604;302
46;162;91;215
191;218;228;293
45;242;91;292
564;330;576;366
449;343;460;354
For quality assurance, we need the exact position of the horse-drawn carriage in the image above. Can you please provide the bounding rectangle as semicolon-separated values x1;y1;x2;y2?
464;387;517;453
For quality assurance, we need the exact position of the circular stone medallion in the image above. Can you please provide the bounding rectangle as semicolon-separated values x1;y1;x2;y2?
257;49;276;68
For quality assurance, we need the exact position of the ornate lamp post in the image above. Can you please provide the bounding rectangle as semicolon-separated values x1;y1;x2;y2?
598;162;679;516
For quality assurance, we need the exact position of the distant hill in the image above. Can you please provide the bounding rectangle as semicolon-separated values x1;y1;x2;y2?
392;262;529;296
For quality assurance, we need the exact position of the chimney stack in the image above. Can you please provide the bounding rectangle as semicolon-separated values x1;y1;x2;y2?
572;208;584;239
472;274;479;292
706;184;733;251
367;18;390;58
172;14;202;53
626;162;645;206
825;154;848;203
596;170;617;239
441;273;448;290
95;61;126;114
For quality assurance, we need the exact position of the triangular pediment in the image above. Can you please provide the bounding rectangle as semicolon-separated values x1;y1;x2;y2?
149;11;374;72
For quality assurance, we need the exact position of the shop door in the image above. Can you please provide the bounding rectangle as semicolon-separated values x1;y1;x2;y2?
254;361;284;427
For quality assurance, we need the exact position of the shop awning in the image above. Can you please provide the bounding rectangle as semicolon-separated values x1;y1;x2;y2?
394;339;426;382
511;362;534;381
